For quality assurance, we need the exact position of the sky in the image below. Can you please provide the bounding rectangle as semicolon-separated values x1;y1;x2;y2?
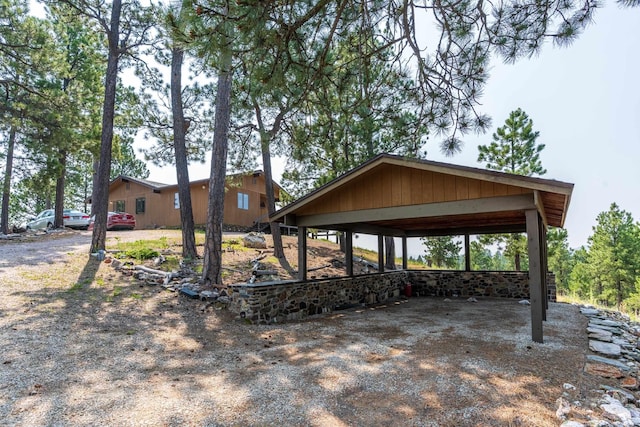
139;4;639;251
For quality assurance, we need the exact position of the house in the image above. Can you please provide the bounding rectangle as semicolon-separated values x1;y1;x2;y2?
106;171;283;230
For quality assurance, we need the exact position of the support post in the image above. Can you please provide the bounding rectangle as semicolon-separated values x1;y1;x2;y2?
464;234;471;271
541;222;549;316
402;237;408;270
346;231;353;276
298;226;307;281
377;235;384;273
526;209;543;343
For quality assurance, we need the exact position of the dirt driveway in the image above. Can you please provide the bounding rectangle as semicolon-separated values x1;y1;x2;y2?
0;231;593;426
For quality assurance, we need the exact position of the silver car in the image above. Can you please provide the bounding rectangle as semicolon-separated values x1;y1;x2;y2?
26;209;91;230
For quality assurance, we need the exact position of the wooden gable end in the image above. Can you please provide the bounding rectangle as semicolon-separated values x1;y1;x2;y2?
295;163;532;216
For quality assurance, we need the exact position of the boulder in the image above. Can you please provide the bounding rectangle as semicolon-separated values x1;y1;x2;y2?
243;233;267;249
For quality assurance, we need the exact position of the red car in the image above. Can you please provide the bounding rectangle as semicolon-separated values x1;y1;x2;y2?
88;211;136;231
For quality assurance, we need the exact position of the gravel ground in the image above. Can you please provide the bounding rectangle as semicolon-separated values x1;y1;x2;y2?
0;230;593;426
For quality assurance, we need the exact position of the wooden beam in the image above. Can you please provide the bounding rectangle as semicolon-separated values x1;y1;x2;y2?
378;235;384;273
346;231;354;276
294;194;536;228
404;224;527;237
534;190;548;228
298;226;307;281
526;209;544;343
402;237;408;270
464;234;471;271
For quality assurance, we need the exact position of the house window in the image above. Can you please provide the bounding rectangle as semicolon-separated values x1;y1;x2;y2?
237;192;249;210
174;192;180;209
136;197;145;214
114;200;125;212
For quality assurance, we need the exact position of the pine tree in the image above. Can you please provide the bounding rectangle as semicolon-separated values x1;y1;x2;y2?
421;236;462;269
476;108;546;270
584;203;640;309
478;108;546;176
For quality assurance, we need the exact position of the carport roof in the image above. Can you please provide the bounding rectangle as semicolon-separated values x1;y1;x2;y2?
271;154;573;237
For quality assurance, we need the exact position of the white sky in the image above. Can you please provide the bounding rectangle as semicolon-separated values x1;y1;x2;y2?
129;4;636;250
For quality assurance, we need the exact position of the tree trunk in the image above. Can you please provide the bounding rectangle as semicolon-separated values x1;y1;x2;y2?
53;150;67;228
90;0;121;254
253;103;294;275
202;48;232;287
259;133;294;275
385;236;396;270
90;155;99;216
0;125;16;234
514;251;521;271
170;46;197;259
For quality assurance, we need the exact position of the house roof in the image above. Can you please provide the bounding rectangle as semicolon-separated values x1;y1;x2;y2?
110;170;284;193
270;154;573;237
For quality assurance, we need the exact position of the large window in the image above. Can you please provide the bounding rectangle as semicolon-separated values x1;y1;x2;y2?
136;197;145;214
237;192;249;210
114;200;125;212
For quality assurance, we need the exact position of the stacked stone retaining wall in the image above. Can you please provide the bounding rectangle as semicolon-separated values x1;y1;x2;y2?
227;270;557;323
228;272;407;323
407;270;556;302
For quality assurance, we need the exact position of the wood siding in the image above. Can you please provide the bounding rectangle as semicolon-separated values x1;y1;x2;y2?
296;164;532;216
108;174;275;229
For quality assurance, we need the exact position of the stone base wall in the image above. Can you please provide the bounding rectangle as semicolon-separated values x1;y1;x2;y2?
227;270;557;324
407;270;557;301
228;272;407;323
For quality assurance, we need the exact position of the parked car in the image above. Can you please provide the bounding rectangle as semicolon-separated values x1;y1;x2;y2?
88;211;136;231
26;209;91;230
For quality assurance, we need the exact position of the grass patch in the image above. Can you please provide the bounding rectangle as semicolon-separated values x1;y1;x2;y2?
223;238;249;253
113;237;169;252
68;282;84;292
123;247;159;261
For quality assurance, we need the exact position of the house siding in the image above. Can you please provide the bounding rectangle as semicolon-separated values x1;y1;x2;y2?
108;173;278;230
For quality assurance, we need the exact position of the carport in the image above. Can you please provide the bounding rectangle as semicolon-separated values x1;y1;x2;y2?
271;154;573;343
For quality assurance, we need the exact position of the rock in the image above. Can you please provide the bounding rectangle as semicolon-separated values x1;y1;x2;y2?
600;394;633;425
560;421;585;427
585;362;625;379
556;396;572;420
243;232;267;249
591;318;624;328
581;307;600;316
590;340;622;356
467;297;478;303
564;383;577;391
588;327;614;342
602;385;636;404
518;299;530;305
621;377;638;390
586;355;632;371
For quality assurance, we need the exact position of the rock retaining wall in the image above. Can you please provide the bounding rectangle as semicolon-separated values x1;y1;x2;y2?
407;270;557;302
227;270;557;323
228;272;406;323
